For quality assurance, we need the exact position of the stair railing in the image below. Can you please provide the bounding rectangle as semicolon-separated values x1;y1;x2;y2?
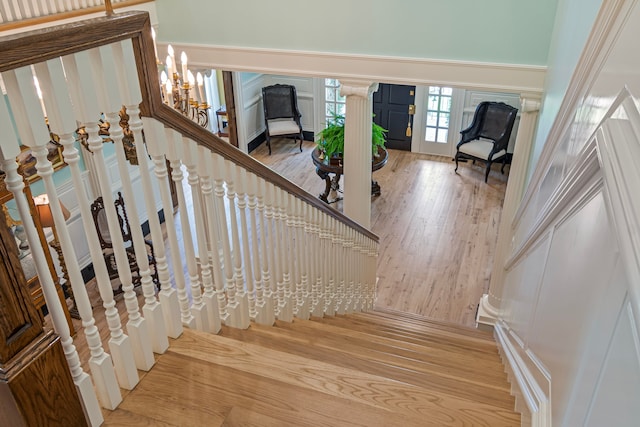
0;10;378;424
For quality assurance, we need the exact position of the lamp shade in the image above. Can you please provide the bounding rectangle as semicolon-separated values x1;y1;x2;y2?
33;194;70;228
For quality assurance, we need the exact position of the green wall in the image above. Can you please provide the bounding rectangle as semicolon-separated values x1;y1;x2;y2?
527;0;603;180
155;0;558;66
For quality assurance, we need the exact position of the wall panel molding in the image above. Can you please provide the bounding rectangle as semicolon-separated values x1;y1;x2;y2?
157;42;546;94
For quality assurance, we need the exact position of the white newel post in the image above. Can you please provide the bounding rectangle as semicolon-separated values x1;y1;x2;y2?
61;52;142;387
477;95;541;328
0;68;104;425
339;80;379;228
35;59;121;416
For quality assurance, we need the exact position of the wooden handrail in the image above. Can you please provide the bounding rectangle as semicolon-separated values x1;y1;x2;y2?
0;11;378;242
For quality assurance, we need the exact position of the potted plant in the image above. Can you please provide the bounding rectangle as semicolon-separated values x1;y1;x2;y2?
316;114;387;163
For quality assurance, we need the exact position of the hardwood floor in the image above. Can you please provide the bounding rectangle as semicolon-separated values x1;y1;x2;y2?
251;138;507;327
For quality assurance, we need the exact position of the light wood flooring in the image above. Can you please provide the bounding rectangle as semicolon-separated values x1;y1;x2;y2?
251;138;508;327
101;309;518;426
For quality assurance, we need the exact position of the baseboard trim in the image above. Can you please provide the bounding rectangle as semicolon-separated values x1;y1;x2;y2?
494;321;551;427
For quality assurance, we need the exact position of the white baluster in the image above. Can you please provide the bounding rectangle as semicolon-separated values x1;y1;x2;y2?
210;153;236;326
94;45;168;355
267;185;284;319
221;158;250;329
62;51;155;372
246;172;266;322
294;198;309;319
113;41;180;344
0;70;104;424
163;131;205;331
253;176;275;325
310;209;324;318
182;138;213;333
37;57;137;400
200;148;229;325
155;125;194;330
141;118;183;338
278;189;294;322
236;167;256;319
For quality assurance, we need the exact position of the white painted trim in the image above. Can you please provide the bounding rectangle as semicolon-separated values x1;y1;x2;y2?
156;42;546;94
513;0;634;226
495;321;551;427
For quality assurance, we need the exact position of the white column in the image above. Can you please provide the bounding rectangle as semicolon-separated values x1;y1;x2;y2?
339;80;379;228
477;96;541;327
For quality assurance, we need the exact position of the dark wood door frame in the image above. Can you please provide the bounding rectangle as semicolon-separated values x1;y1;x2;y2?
222;71;239;148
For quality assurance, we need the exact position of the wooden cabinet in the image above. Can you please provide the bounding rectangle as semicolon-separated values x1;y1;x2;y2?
0;178;75;335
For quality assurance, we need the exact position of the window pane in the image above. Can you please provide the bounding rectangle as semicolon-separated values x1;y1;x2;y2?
326;103;335;116
325;78;338;86
428;95;439;111
337;92;346;103
426;111;438;127
336;103;346;115
439;112;450;128
428;86;440;95
325;88;335;102
440;96;452;112
441;87;453;96
425;127;436;141
437;129;448;143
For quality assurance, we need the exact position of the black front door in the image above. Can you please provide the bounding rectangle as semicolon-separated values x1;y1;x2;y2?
373;83;416;151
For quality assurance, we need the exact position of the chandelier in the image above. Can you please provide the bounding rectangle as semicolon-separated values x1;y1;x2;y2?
156;36;209;128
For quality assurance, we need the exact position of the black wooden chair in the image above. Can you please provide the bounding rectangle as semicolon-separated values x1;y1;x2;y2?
90;192;159;296
261;84;304;155
454;101;518;182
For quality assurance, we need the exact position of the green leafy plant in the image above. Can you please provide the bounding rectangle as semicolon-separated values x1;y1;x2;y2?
316;113;387;160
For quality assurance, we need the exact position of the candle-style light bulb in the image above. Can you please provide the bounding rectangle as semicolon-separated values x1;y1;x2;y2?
166;80;173;106
196;72;205;104
160;70;167;84
187;70;195;87
180;51;188;81
167;44;174;61
166;55;173;78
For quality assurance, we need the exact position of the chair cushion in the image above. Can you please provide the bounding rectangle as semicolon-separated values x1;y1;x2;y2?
267;119;301;136
458;140;506;160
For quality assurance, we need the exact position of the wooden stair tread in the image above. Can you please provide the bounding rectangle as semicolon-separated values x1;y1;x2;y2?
263;318;507;377
221;406;302;427
371;307;494;337
123;337;450;427
163;329;519;426
221;323;514;409
316;315;500;355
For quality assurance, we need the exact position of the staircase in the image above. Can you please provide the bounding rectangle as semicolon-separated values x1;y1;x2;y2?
103;309;519;426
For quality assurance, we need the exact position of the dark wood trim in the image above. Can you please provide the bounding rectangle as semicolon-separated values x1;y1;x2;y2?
0;11;378;242
222;71;239;148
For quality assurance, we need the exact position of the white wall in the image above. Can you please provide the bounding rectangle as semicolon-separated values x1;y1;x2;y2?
497;1;640;425
527;0;603;182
